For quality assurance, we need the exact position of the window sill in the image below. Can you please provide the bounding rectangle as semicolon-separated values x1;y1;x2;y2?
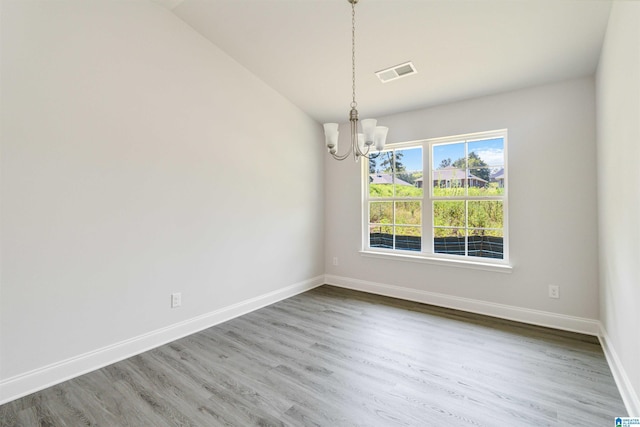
359;250;513;273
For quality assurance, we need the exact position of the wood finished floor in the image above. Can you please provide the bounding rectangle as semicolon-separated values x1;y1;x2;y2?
0;285;627;426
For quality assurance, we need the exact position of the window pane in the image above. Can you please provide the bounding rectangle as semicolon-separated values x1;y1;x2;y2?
432;168;466;197
434;228;465;256
370;225;393;249
389;147;422;198
468;229;504;259
468;137;504;167
395;226;421;251
369;151;393;198
489;167;505;194
394;174;422;198
468;168;504;196
374;151;396;174
412;172;425;192
433;142;466;199
395;174;423;197
466;167;490;195
433;201;464;227
368;154;380;174
369;202;392;224
433;142;465;170
395;201;421;225
369;173;393;198
468;200;503;229
368;151;390;174
396;147;422;173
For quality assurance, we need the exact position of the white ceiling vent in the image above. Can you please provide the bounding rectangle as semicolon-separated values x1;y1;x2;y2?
375;61;417;83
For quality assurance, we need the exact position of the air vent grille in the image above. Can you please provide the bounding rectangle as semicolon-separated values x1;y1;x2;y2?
375;61;417;83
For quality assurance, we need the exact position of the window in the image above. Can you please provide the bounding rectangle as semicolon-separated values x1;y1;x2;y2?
364;130;508;265
368;147;423;251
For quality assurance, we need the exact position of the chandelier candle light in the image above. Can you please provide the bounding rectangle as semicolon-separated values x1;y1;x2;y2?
323;0;388;162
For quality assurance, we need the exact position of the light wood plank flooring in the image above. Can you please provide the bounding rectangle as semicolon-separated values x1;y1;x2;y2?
0;285;627;426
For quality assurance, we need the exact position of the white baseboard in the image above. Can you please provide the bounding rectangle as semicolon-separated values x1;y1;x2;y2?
0;275;324;405
324;274;601;335
7;275;635;415
599;325;640;417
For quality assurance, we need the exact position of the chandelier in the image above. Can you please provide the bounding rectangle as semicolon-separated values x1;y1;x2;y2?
323;0;388;162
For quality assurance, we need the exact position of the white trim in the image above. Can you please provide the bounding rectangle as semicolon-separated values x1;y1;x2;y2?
324;274;599;335
360;249;512;273
0;276;324;405
598;324;640;416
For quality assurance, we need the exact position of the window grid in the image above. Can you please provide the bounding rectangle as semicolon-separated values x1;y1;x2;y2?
367;147;423;252
364;129;508;264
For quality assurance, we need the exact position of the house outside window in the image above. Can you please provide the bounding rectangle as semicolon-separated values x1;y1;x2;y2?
364;129;508;265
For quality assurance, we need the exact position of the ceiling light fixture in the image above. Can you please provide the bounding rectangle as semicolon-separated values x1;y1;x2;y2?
323;0;388;162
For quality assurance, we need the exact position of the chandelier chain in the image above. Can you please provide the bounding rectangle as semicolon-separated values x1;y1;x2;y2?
323;0;387;163
351;0;357;109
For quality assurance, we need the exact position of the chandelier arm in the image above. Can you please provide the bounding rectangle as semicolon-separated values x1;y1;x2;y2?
328;135;354;160
355;143;370;157
354;132;382;161
357;148;382;161
330;149;353;161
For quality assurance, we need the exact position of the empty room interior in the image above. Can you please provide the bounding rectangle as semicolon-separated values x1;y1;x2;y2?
1;0;639;425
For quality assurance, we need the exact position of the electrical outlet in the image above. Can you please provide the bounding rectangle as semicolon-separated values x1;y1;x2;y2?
171;292;182;308
333;257;339;266
548;285;560;299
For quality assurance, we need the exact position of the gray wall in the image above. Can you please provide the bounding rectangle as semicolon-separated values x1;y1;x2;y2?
325;77;600;326
0;0;324;395
596;1;640;415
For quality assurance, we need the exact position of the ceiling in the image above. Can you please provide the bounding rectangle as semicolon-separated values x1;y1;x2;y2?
162;0;612;124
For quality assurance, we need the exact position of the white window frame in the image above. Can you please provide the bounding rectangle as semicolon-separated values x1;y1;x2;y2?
361;129;511;273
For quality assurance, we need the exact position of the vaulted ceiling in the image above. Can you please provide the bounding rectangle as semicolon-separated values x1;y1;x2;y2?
160;0;612;124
